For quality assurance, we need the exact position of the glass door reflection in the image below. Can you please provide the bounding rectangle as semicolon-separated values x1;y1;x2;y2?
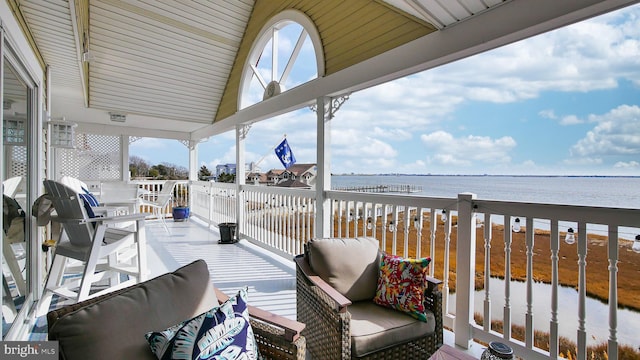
2;59;29;337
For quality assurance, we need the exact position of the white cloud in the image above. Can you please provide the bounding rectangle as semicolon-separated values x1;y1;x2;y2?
570;105;640;157
559;115;584;125
613;160;640;169
420;131;517;167
130;138;165;149
372;127;412;141
539;109;557;119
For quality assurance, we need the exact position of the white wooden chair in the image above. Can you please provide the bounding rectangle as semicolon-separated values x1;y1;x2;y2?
3;176;24;198
99;181;141;214
37;180;148;315
139;180;177;234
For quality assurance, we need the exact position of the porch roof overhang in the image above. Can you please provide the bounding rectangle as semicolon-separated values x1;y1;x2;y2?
14;0;640;142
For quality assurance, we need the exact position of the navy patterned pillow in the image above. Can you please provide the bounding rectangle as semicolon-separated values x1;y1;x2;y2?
145;287;259;360
81;187;100;206
79;188;100;219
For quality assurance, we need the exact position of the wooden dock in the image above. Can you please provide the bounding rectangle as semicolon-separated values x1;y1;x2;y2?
333;184;422;193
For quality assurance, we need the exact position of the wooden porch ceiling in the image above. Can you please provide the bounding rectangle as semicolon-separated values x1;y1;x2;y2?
14;0;639;141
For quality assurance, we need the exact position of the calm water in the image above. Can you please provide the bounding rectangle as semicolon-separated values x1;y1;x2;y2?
332;175;640;208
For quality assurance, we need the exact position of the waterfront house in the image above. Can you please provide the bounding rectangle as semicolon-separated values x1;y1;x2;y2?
2;1;639;359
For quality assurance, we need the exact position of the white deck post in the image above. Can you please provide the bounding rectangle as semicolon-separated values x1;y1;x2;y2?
455;192;477;349
121;135;130;181
188;140;198;210
188;140;198;182
315;96;331;239
236;126;247;234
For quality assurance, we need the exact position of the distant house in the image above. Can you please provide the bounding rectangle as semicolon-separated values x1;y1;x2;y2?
215;163;236;178
274;178;312;189
247;172;267;185
246;163;317;188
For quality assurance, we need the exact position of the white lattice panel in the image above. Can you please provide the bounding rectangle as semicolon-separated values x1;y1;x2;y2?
56;133;121;181
6;145;27;177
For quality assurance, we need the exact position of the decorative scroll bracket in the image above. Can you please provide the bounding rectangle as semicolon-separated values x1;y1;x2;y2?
239;124;252;139
309;93;351;120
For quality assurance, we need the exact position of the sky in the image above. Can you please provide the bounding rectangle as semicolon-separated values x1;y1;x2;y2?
130;4;640;176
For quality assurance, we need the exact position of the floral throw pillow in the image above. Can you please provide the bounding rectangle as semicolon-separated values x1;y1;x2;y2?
145;287;259;360
373;252;432;322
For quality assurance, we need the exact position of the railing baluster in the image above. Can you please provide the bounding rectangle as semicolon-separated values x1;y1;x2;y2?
372;203;379;241
337;200;343;238
503;214;513;340
429;210;436;278
608;226;619;359
391;205;398;255
403;208;410;258
577;222;588;360
525;217;535;348
415;208;423;258
483;212;492;332
381;205;388;250
550;220;560;358
442;209;452;315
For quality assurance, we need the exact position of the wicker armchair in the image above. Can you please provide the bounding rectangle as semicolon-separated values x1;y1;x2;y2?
295;237;443;359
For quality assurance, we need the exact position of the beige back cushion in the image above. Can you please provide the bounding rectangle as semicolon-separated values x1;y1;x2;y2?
48;260;218;360
308;237;381;302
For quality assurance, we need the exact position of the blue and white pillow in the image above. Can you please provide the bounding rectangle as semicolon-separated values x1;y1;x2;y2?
145;287;259;360
79;188;100;219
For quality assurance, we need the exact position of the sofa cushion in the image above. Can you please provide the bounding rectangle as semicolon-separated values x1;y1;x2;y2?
145;287;259;360
47;260;218;360
373;252;432;321
349;301;435;357
307;237;381;302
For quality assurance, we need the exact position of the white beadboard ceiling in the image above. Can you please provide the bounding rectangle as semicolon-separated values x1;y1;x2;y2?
16;0;639;140
382;0;506;29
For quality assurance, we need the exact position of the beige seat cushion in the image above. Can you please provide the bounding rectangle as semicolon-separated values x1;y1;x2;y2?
349;301;436;357
48;260;218;360
307;237;381;302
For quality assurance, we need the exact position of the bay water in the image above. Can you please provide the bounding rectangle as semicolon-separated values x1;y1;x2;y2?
332;175;640;208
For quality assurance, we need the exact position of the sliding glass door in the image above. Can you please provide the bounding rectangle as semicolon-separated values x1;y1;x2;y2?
2;30;37;339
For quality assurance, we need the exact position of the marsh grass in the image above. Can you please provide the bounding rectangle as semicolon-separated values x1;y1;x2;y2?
473;313;640;359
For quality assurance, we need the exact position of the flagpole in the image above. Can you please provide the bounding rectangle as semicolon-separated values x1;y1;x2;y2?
251;134;287;170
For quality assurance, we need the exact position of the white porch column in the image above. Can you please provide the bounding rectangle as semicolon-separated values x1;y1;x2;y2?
188;140;198;181
121;135;130;181
188;140;198;209
455;192;477;349
315;96;331;239
236;125;248;234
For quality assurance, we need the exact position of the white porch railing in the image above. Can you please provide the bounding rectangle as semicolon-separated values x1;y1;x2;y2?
131;180;189;217
186;181;640;360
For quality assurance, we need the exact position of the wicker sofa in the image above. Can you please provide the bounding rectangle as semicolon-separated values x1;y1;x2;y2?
295;237;443;359
47;259;306;360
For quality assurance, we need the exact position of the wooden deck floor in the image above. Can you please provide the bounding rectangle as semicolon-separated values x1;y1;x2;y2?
145;217;297;320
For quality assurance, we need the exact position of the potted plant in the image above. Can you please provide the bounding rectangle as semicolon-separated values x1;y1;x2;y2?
172;201;190;222
171;185;190;222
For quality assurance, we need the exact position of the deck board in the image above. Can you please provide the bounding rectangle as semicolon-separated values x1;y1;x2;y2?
145;218;297;320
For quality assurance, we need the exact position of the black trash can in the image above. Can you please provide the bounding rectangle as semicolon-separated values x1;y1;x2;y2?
218;222;237;244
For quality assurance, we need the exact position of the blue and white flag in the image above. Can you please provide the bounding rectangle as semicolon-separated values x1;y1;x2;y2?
275;138;296;169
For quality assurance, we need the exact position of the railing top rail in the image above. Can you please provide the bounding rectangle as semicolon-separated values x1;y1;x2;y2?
327;190;456;210
241;184;315;198
474;198;640;227
193;180;236;189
